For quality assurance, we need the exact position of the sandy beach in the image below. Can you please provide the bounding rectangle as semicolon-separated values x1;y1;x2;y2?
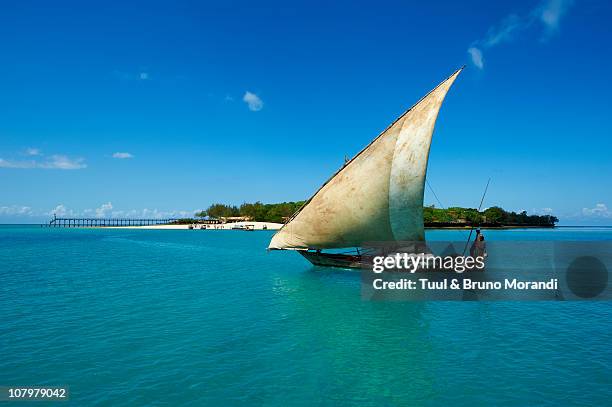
105;221;283;230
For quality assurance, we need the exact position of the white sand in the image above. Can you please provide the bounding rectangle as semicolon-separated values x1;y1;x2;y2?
105;221;283;230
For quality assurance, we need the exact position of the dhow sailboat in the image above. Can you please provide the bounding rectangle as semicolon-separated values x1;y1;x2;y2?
268;67;463;268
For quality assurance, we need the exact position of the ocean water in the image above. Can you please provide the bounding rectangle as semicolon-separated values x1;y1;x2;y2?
0;226;611;406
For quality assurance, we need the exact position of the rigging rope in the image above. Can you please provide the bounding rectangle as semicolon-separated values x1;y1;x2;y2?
462;178;491;255
426;179;445;209
426;178;470;247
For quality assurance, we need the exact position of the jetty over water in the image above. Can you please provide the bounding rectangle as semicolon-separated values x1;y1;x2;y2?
46;215;177;227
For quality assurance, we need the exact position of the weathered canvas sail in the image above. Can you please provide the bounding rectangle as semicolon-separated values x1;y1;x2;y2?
269;68;462;250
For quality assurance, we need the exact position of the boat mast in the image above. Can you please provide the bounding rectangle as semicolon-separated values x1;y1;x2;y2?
462;178;491;255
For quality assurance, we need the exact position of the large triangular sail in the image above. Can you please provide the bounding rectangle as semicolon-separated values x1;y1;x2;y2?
269;68;462;250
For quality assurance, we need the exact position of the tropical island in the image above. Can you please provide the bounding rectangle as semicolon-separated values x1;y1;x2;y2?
422;205;558;228
171;201;558;228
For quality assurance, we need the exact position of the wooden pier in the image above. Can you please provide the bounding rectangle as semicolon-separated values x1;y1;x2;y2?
46;214;177;227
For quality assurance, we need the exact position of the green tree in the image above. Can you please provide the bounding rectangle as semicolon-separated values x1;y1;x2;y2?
199;200;558;227
483;206;506;224
206;203;239;218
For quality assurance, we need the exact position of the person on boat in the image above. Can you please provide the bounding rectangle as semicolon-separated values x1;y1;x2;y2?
469;230;479;257
470;231;487;258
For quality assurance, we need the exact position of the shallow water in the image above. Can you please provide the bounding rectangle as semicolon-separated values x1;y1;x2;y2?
0;226;610;405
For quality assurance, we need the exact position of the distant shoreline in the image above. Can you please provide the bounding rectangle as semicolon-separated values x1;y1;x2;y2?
3;224;612;228
424;224;555;230
103;221;283;230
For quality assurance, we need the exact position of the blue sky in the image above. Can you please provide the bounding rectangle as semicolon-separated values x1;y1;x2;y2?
1;0;610;224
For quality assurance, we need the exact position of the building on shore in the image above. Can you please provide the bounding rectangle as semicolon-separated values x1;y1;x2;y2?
198;215;222;225
220;216;253;223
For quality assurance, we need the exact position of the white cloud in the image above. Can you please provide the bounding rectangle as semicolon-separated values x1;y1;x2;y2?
0;205;32;216
582;203;611;218
531;207;554;215
89;207;194;219
467;0;574;69
483;14;524;47
113;70;153;81
95;202;113;218
0;203;196;220
109;208;194;219
539;0;574;33
0;154;86;170
48;204;76;217
0;158;37;169
467;47;484;69
112;152;134;159
39;155;87;170
243;91;264;111
88;204;191;219
25;148;41;156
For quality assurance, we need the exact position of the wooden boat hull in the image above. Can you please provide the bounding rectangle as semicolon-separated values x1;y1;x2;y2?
298;251;371;269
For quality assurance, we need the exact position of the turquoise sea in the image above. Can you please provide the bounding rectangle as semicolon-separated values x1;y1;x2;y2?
1;226;611;406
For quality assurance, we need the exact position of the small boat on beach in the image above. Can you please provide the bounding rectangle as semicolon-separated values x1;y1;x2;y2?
268;67;463;268
232;224;255;231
